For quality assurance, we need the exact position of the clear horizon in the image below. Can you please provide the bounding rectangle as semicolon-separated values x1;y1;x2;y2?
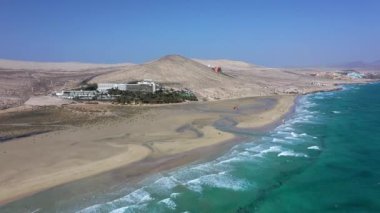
0;0;379;67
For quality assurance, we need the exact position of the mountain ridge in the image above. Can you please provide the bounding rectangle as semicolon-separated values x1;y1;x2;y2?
0;58;134;71
336;60;380;70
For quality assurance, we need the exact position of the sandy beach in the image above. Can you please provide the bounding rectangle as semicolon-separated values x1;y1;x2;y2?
0;95;295;205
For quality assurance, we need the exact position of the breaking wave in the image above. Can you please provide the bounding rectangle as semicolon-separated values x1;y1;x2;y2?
278;150;308;158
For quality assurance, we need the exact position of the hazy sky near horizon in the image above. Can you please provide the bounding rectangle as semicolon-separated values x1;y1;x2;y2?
0;0;379;67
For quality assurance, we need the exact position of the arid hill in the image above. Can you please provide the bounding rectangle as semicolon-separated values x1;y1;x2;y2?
1;55;371;109
194;58;261;71
336;60;380;71
0;59;133;109
91;55;265;100
0;59;133;71
91;55;232;85
91;55;349;100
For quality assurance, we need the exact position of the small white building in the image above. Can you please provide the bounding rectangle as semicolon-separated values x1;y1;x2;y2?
97;80;159;93
55;90;98;100
347;72;363;79
136;79;157;92
97;83;126;92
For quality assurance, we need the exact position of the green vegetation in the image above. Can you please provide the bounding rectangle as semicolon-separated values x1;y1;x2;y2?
81;83;98;90
108;89;198;104
79;83;98;91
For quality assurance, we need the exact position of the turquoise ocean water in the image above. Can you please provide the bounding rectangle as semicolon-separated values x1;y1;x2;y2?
75;83;380;213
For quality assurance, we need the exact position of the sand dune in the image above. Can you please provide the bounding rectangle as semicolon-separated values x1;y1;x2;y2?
0;55;372;109
0;59;133;71
91;55;234;86
91;55;358;101
194;58;261;71
0;59;133;109
91;55;253;100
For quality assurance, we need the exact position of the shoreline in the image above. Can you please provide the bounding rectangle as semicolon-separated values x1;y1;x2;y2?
0;95;296;209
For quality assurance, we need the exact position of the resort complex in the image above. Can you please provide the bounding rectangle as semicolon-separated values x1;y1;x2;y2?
54;79;198;104
55;79;161;100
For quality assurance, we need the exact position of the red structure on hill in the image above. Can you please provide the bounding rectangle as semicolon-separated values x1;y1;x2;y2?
212;66;222;73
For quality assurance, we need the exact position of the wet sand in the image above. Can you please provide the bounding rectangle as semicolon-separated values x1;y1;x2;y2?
0;95;295;211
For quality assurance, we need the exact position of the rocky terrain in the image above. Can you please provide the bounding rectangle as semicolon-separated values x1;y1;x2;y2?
0;60;134;109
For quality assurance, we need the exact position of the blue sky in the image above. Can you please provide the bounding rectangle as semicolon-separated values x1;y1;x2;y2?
0;0;379;67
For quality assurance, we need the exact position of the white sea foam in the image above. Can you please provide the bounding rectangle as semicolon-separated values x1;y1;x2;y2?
285;136;301;140
272;138;286;143
116;188;152;204
186;173;250;192
278;151;308;158
170;192;181;198
238;151;251;157
291;132;298;137
150;176;179;194
77;204;105;213
109;206;129;213
80;186;156;212
109;205;140;213
81;188;150;212
245;144;265;152
216;156;242;165
291;117;315;124
158;198;176;210
307;146;321;150
79;201;147;213
192;163;216;172
261;146;283;154
332;111;341;114
186;178;202;192
168;167;207;184
284;126;294;131
77;204;99;213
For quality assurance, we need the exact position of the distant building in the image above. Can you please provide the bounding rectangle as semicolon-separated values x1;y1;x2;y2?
97;83;124;92
97;79;159;93
207;65;222;73
347;72;363;79
55;80;160;100
56;90;98;100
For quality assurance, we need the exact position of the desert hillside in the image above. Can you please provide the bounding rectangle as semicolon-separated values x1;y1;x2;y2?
336;60;380;71
194;58;261;71
91;55;349;100
0;55;371;109
0;59;133;71
0;59;133;109
91;55;250;100
91;55;232;84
